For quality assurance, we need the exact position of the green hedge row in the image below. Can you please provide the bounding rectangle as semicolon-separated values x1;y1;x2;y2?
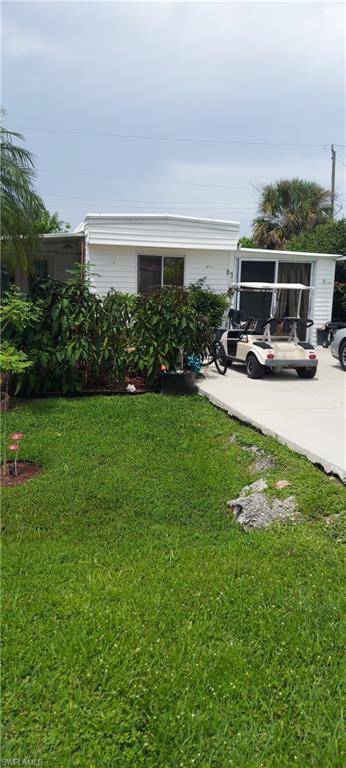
3;271;228;394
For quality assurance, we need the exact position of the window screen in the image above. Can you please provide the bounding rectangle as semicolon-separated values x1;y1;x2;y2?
138;255;162;294
163;257;184;287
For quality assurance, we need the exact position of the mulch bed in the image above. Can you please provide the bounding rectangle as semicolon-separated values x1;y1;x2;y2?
1;462;42;488
85;375;155;394
28;376;158;398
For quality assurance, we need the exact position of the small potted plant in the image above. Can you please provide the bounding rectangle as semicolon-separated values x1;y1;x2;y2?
159;347;206;395
130;287;211;394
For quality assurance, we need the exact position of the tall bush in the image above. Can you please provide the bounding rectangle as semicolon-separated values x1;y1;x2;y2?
0;288;39;392
7;281;213;393
130;287;212;382
187;279;228;328
8;269;130;394
101;290;136;383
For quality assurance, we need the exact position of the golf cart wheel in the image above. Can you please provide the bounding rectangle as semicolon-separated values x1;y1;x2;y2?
246;354;265;379
214;342;227;375
339;340;346;371
296;367;317;379
322;339;330;349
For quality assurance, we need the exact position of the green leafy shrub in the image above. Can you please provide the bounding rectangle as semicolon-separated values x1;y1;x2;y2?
187;279;228;328
12;269;136;394
239;235;256;248
0;288;40;393
0;342;32;377
6;274;132;394
7;268;130;394
130;287;212;382
15;270;104;394
7;279;212;394
101;290;136;383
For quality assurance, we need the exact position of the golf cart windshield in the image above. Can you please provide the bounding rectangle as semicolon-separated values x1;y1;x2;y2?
228;282;313;341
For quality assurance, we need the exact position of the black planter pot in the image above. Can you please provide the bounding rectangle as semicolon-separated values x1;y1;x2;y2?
159;370;196;395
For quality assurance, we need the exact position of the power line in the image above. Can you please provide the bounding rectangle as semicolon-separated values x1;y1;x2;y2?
38;167;253;191
42;196;255;210
48;202;255;212
22;125;336;148
42;194;256;208
42;193;254;205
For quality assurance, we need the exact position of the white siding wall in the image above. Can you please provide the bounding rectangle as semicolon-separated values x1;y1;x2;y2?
85;239;337;346
310;257;336;343
87;245;232;295
87;245;138;294
183;250;231;291
84;215;239;251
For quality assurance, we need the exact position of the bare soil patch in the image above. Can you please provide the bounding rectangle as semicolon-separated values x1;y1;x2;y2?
1;462;42;488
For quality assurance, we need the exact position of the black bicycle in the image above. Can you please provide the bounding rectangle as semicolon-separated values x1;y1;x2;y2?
201;332;227;375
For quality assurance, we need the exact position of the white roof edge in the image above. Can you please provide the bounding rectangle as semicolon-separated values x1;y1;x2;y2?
86;239;234;251
78;212;240;227
41;232;83;239
239;246;341;259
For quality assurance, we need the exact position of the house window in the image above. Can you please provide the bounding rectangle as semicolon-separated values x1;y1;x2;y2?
138;255;184;294
34;259;48;279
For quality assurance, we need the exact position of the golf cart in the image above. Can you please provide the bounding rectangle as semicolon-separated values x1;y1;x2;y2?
217;282;318;379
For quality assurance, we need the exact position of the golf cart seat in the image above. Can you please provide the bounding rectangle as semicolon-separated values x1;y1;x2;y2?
248;318;269;334
228;308;243;328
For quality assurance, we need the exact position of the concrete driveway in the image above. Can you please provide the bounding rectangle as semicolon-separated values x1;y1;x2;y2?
198;349;346;483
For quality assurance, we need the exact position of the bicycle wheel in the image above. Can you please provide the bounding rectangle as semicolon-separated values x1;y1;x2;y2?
214;342;227;375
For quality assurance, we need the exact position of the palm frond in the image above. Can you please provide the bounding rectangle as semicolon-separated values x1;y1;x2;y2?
0;119;48;270
252;178;332;248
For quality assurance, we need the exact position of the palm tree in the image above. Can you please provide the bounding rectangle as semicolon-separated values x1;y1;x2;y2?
252;178;332;249
1;116;47;269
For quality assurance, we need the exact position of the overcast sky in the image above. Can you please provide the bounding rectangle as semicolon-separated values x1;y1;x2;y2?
2;1;345;234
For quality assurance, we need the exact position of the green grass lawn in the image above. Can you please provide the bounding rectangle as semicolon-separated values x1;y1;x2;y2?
2;394;346;767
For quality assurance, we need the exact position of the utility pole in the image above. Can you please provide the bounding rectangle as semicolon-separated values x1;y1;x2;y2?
331;143;336;218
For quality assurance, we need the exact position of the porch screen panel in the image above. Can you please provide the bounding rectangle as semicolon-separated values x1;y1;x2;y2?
138;255;162;294
277;263;311;318
239;261;275;321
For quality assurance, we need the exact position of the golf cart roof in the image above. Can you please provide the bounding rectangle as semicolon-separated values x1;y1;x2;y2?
231;282;311;291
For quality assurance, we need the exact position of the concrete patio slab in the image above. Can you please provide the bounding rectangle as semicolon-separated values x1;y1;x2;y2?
198;349;346;483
